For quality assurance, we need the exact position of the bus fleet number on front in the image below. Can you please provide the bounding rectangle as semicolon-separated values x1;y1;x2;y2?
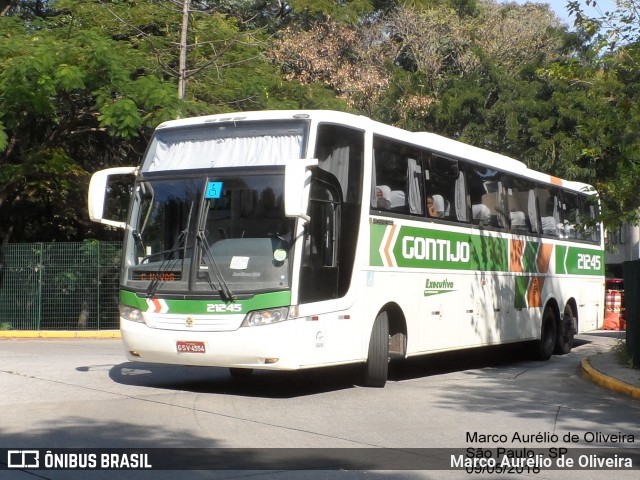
207;304;242;313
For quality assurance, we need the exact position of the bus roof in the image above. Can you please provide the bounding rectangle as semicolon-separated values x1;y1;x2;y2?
155;110;596;195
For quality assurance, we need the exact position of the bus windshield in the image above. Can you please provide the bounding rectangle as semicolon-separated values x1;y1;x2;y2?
122;170;295;297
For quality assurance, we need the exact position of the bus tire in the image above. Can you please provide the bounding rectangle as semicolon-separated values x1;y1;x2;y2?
361;311;389;388
536;308;557;361
554;304;575;355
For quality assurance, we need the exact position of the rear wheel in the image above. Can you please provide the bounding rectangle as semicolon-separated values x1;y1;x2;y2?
554;304;575;355
536;307;557;361
361;311;389;388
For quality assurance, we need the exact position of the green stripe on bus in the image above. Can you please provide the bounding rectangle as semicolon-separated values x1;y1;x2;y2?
514;276;529;309
370;224;603;276
467;233;509;271
375;225;509;271
555;245;604;275
556;245;568;274
522;241;539;274
119;290;292;314
369;223;387;267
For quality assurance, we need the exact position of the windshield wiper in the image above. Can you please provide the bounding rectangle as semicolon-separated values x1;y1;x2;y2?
196;199;236;302
196;231;236;302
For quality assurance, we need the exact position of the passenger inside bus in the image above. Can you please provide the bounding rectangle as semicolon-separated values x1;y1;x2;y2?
426;195;436;217
375;185;391;209
376;185;406;211
427;194;447;218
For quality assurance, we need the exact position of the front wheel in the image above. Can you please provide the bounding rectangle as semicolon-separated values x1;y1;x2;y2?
360;311;389;388
536;307;557;361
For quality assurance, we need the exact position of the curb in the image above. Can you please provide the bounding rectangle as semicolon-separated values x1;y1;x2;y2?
0;330;121;339
581;357;640;400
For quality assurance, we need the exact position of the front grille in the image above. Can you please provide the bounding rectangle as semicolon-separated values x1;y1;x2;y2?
144;313;242;332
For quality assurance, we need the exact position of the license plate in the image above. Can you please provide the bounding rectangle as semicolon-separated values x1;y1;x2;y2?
176;341;206;353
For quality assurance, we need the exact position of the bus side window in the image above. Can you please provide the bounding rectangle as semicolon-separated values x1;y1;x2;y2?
506;177;537;234
467;166;506;228
561;192;579;239
579;194;600;242
425;155;463;221
371;136;417;214
537;188;561;236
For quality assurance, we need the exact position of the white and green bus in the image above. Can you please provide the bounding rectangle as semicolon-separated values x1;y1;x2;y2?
88;110;604;387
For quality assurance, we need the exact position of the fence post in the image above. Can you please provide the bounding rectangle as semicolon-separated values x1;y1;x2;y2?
623;260;640;368
37;242;43;330
97;242;101;330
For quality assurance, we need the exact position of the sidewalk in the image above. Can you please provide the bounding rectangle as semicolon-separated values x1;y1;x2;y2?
0;330;121;339
581;350;640;400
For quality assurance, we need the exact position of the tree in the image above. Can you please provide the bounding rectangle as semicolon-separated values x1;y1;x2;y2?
271;20;391;113
0;5;181;243
569;0;640;51
0;0;344;243
4;0;639;242
270;0;640;230
271;1;569;120
556;1;640;228
542;45;640;229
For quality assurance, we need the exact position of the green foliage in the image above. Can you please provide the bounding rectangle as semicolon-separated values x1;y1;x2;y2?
0;5;186;242
417;47;640;232
54;64;86;92
0;0;343;243
288;0;374;23
365;2;640;232
98;98;143;139
3;0;640;243
0;122;7;151
568;0;640;51
612;338;634;369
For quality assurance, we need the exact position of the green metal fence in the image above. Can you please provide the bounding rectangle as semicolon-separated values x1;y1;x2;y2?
0;241;121;330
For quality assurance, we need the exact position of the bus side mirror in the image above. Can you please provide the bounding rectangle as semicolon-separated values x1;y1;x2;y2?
88;166;138;229
284;159;318;223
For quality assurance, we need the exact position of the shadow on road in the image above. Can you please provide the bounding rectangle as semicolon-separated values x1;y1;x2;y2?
104;340;583;398
108;361;360;398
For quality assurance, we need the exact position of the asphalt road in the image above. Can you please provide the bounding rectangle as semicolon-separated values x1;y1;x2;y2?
1;330;638;479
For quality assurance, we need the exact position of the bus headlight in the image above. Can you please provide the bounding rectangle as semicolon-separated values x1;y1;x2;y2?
119;304;144;323
242;307;289;327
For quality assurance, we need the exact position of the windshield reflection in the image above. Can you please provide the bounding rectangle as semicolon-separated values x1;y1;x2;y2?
122;171;294;296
